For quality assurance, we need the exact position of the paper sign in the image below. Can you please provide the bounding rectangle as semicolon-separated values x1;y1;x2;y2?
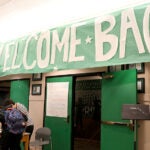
46;82;69;117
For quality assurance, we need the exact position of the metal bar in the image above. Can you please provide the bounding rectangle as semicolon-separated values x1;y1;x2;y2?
101;120;134;131
102;74;114;79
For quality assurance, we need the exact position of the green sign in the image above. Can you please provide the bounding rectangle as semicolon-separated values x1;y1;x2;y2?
0;3;150;76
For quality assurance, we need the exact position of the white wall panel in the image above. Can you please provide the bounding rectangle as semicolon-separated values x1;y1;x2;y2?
29;100;44;141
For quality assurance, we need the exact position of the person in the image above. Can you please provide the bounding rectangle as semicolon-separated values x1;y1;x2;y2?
1;99;24;150
13;102;34;150
2;99;34;150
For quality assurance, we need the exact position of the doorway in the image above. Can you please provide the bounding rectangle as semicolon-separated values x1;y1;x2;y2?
73;75;101;150
0;81;10;105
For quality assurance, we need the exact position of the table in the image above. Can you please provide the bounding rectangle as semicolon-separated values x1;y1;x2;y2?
21;132;30;150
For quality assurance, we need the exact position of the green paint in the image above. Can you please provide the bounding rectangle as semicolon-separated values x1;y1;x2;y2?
101;70;137;150
10;80;30;108
45;76;73;150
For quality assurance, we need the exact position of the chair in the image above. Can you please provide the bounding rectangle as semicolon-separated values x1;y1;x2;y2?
30;127;52;150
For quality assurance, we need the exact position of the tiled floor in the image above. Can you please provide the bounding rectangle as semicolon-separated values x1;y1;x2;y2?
74;138;100;150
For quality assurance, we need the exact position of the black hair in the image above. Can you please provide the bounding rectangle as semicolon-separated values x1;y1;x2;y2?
3;99;15;106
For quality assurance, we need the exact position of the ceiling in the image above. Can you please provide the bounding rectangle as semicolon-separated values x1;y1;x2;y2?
0;0;148;42
0;0;11;6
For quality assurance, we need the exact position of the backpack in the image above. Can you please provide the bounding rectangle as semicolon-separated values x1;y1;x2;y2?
4;108;26;134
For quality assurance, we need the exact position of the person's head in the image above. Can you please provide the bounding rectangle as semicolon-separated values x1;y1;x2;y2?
3;99;15;107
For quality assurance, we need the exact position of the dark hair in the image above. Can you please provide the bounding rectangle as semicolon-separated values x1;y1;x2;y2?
3;99;15;106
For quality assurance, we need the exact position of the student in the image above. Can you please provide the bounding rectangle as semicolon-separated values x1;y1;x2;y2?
13;102;34;150
3;99;34;150
1;99;25;150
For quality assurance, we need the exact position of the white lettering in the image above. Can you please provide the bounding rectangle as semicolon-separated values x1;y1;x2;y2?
37;31;50;68
0;44;3;57
11;42;21;69
23;35;36;69
143;6;150;52
69;24;84;62
51;28;70;64
120;8;145;58
95;15;118;61
3;43;12;72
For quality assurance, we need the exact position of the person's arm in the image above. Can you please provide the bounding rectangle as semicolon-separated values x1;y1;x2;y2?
16;103;28;116
16;103;29;122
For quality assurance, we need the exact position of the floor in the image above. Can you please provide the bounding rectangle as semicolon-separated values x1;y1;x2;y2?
74;138;100;150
